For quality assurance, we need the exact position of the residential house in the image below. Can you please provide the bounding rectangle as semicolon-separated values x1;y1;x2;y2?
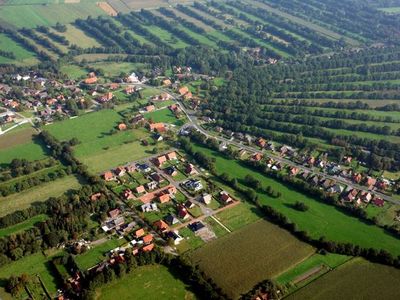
252;153;263;162
166;231;183;245
178;86;189;96
103;171;115;181
201;194;212;205
115;166;126;177
136;185;146;194
185;200;195;209
189;221;205;232
124;86;136;95
146;181;158;191
159;193;170;204
137;163;151;173
149;123;166;133
125;163;136;173
145;105;155;112
108;208;121;219
151;172;164;183
122;189;134;200
90;193;102;201
185;163;198;175
155;155;167;167
365;176;377;188
183;179;203;192
84;77;97;84
165;214;179;225
154;220;170;232
352;173;363;184
165;166;178;177
256;138;267;148
289;167;300;176
178;206;190;220
141;202;158;212
142;243;154;252
220;191;233;205
162;79;172;86
360;191;373;203
343;189;359;202
98;92;113;103
372;198;385;207
142;234;153;244
166;151;177;160
135;228;145;238
118;123;127;131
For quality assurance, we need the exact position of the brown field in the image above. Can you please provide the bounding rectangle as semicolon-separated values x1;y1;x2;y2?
0;127;37;150
286;258;400;300
191;220;314;299
123;0;192;10
97;1;117;16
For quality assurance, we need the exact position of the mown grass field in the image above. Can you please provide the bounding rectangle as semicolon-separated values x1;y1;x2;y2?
0;33;38;65
0;252;60;300
60;24;100;48
0;214;48;238
0;2;105;28
191;143;400;256
0;175;80;216
144;108;185;126
95;264;196;300
0;128;49;167
192;219;314;298
286;258;400;299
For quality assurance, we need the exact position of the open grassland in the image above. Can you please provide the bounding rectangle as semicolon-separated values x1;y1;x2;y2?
0;214;48;238
192;219;314;299
75;238;125;270
144;108;185;126
0;33;38;65
61;24;100;48
0;128;48;167
276;253;351;286
0;2;105;28
191;143;400;256
286;258;400;300
0;175;80;216
95;265;196;300
0;252;60;300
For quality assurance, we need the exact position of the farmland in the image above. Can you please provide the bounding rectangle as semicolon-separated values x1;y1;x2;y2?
95;265;196;300
192;219;314;298
0;175;81;216
191;143;400;256
286;258;400;299
0;34;37;65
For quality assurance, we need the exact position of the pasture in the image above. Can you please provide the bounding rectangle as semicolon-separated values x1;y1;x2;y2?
95;265;196;300
286;258;400;299
0;214;48;238
0;34;38;65
61;24;100;48
0;175;81;216
0;252;60;300
191;143;400;256
144;108;185;126
191;219;314;299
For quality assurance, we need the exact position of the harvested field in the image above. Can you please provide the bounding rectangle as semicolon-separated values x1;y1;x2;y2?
191;219;314;299
97;1;117;16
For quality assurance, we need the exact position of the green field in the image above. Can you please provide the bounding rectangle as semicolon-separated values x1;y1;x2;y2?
379;7;400;13
286;258;400;299
214;202;261;231
0;175;81;217
96;264;196;300
74;238;126;270
191;143;400;256
0;252;60;300
0;34;38;65
144;108;185;126
60;64;88;80
61;24;100;48
0;214;48;238
192;219;314;298
89;61;148;77
0;2;105;28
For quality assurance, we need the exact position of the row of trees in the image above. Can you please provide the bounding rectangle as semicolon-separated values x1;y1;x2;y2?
20;28;64;56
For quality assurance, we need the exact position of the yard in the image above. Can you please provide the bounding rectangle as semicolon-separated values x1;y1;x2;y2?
191;219;314;299
0;175;81;217
286;258;400;299
95;264;196;300
191;143;400;256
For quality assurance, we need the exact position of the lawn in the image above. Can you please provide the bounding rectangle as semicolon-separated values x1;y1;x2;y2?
191;219;314;298
95;264;196;300
0;33;38;65
0;2;105;28
0;175;81;217
191;143;400;256
0;252;61;300
286;258;400;299
144;108;186;126
74;238;126;271
0;214;48;238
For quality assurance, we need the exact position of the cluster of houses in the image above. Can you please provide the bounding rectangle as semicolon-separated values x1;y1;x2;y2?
0;111;16;126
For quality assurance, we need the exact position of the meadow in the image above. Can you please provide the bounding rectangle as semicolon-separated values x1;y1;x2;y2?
0;175;81;216
0;214;48;238
286;258;400;299
144;108;186;126
191;143;400;256
192;219;314;299
0;34;37;65
61;24;100;48
95;264;196;300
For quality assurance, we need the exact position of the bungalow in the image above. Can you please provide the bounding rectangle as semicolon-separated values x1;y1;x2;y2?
115;166;126;177
256;137;267;148
165;214;179;225
252;153;263;162
103;171;115;181
136;185;146;194
158;193;170;204
108;208;121;219
142;243;154;252
141;202;158;213
145;105;155;112
122;189;134;200
201;193;212;205
142;234;153;244
155;155;167;167
185;163;198;175
166;151;177;160
220;191;233;205
167;231;183;245
154;220;170;232
118;123;127;131
135;228;145;238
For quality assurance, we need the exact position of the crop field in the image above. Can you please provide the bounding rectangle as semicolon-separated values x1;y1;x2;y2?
286;258;400;300
0;252;60;300
0;128;49;167
192;219;314;298
95;265;196;300
214;202;261;231
0;2;105;28
0;175;81;216
191;143;400;256
0;214;48;238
